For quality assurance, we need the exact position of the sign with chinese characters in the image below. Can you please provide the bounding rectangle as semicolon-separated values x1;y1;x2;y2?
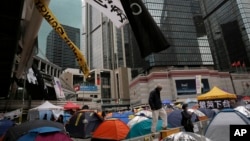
85;0;129;28
199;99;231;109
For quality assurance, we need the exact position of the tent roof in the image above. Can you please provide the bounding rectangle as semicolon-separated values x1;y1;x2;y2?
205;109;250;141
127;119;163;139
92;119;129;140
197;86;236;101
30;101;63;111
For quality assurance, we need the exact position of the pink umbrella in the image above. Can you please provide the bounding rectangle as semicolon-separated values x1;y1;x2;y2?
63;102;80;110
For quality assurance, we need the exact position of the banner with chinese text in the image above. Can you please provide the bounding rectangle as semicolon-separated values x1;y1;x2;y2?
199;99;231;109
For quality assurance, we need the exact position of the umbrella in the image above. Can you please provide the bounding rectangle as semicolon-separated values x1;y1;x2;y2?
4;120;65;141
163;131;212;141
63;102;80;110
242;96;250;101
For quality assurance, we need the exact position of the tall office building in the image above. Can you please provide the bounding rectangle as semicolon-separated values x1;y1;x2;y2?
46;25;80;70
200;0;250;71
85;3;126;70
38;0;82;59
126;0;214;75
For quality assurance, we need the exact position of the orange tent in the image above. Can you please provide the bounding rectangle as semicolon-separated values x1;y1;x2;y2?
63;101;80;110
92;119;129;141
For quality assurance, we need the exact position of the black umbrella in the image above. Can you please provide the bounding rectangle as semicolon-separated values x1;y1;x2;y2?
3;120;64;141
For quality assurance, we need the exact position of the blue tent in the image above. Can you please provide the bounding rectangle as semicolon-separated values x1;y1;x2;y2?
205;109;250;141
126;119;163;139
162;99;172;105
0;119;14;136
168;110;197;128
198;108;216;119
17;127;62;141
111;111;134;124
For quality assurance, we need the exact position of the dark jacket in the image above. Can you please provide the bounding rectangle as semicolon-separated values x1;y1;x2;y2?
181;110;194;132
148;88;162;110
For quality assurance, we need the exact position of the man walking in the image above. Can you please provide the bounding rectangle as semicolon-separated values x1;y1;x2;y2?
148;85;168;133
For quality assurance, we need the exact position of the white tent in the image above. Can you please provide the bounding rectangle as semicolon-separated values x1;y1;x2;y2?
28;101;64;121
30;101;63;110
234;106;250;118
127;115;149;128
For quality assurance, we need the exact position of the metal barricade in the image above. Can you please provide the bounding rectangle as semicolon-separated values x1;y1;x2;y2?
122;132;161;141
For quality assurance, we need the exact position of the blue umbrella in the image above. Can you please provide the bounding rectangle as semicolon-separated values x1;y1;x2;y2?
162;99;172;105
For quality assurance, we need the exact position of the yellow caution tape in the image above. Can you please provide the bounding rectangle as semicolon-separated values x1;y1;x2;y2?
34;0;90;77
75;113;82;126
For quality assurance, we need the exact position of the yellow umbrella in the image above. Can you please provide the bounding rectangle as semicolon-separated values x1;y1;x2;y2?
197;86;236;101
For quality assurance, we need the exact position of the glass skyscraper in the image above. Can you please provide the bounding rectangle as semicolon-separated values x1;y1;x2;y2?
46;25;80;70
200;0;250;71
138;0;214;68
144;0;213;67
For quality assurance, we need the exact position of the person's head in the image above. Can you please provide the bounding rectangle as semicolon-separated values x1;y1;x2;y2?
155;84;163;91
82;105;89;110
182;103;188;110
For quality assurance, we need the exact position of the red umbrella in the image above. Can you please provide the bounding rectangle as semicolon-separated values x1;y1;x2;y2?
63;102;80;110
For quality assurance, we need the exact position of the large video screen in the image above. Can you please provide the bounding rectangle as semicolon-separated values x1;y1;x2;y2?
175;79;210;95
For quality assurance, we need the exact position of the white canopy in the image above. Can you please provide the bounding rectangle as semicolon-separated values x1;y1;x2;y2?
28;101;63;121
30;101;63;111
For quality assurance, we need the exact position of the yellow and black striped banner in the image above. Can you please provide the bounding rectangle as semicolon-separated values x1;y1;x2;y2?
34;0;90;77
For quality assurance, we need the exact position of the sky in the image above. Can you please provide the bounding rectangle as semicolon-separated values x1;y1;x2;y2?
37;0;82;59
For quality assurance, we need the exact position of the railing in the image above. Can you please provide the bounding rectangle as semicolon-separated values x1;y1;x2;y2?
122;119;210;141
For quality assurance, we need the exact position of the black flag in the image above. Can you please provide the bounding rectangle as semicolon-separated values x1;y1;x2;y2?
120;0;170;58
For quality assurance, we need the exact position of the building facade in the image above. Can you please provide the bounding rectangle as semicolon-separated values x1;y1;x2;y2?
200;0;250;71
46;24;80;70
129;68;250;107
61;68;131;110
84;3;126;70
